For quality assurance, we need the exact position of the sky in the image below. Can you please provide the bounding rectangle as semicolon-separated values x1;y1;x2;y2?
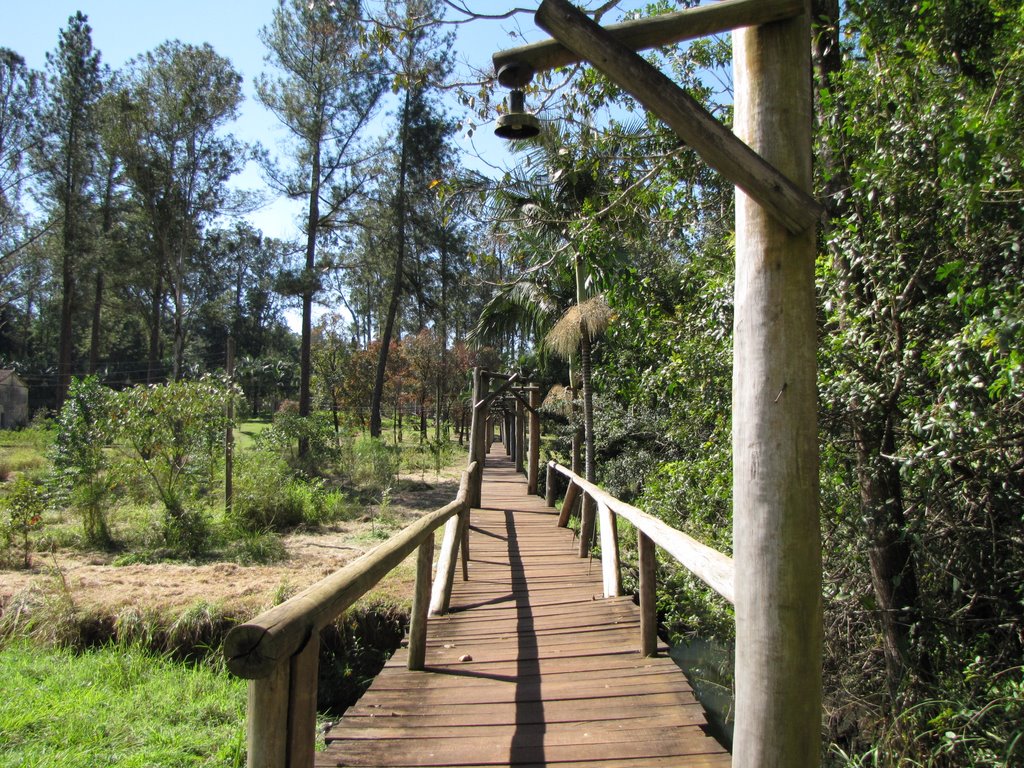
0;0;541;242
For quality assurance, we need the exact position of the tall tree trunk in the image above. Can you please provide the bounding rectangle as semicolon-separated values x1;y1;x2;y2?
370;90;411;438
299;135;321;457
57;253;74;410
855;420;929;693
88;271;103;374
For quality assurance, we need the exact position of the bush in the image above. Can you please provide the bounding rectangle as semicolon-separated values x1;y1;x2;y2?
1;475;46;568
228;451;352;531
110;378;234;556
50;377;113;547
351;436;398;493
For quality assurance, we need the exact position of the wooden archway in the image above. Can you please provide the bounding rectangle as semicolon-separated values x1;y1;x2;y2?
494;1;823;765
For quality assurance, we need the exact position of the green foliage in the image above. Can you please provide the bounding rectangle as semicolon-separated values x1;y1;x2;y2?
0;475;46;568
50;376;113;547
108;378;233;557
0;641;246;768
259;406;340;471
351;435;399;493
228;448;353;533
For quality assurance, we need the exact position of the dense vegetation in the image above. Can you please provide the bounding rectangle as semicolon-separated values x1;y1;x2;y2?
1;1;1022;766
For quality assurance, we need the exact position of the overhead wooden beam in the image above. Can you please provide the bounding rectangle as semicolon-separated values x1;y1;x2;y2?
494;0;803;80
534;0;823;235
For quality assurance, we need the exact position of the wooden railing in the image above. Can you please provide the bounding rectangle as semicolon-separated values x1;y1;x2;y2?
545;461;734;657
224;462;478;768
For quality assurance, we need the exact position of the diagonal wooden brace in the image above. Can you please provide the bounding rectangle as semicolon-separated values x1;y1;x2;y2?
534;0;823;235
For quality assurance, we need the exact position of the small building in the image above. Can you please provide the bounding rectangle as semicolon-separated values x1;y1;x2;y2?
0;369;29;429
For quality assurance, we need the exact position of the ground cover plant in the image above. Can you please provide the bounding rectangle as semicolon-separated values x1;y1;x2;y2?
0;641;247;768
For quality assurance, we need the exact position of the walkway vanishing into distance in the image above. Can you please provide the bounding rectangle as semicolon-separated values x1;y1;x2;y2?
317;454;731;768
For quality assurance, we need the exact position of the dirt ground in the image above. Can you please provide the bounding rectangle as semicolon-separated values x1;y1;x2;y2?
0;468;465;623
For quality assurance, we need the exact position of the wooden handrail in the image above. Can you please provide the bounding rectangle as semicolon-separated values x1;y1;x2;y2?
225;465;474;679
548;461;734;604
225;463;477;768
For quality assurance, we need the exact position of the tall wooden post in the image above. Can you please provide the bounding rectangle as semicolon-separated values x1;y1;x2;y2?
732;7;822;767
515;397;525;474
467;368;484;507
527;386;541;495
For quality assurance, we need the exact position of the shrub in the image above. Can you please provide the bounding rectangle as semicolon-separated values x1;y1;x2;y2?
50;376;113;547
109;378;234;556
351;436;398;493
229;451;306;531
1;475;46;568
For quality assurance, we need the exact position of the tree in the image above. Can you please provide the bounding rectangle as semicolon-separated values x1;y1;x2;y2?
51;375;112;546
34;12;103;409
258;0;384;456
0;49;40;298
367;0;454;438
115;41;244;382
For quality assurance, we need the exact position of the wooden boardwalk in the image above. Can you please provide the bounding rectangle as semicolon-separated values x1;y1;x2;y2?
318;454;731;768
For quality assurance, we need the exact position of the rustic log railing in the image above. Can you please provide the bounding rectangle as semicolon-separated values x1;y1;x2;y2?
224;461;478;768
545;460;734;657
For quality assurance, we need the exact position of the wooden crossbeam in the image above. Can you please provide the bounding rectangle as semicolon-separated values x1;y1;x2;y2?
494;0;804;80
534;0;822;234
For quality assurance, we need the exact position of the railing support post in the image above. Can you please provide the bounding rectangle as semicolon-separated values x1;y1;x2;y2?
527;385;541;495
578;492;595;558
545;462;557;507
639;531;657;657
557;480;580;528
597;500;622;597
287;634;319;768
515;396;525;474
247;662;289;768
408;535;435;670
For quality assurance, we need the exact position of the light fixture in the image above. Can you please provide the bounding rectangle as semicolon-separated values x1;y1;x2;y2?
494;62;540;141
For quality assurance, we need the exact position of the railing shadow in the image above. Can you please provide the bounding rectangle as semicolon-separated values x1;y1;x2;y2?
506;508;544;763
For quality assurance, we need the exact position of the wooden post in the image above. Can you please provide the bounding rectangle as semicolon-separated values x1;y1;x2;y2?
467;368;484;507
639;531;657;657
429;505;465;616
247;662;289;768
286;633;319;768
458;508;470;581
557;480;580;528
408;535;434;671
597;500;622;597
732;6;822;767
515;397;525;474
508;406;517;467
527;386;540;495
545;462;557;507
578;492;595;558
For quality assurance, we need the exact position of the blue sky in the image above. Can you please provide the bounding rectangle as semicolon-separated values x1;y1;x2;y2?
0;0;534;240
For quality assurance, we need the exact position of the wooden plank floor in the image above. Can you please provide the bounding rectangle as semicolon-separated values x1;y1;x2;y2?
318;452;731;768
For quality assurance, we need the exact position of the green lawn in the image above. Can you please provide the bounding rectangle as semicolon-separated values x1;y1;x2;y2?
0;642;246;767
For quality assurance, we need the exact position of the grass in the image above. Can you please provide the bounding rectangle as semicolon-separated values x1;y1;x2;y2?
0;641;246;768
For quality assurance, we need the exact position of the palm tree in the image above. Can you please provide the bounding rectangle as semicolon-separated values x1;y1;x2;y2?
473;124;629;529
